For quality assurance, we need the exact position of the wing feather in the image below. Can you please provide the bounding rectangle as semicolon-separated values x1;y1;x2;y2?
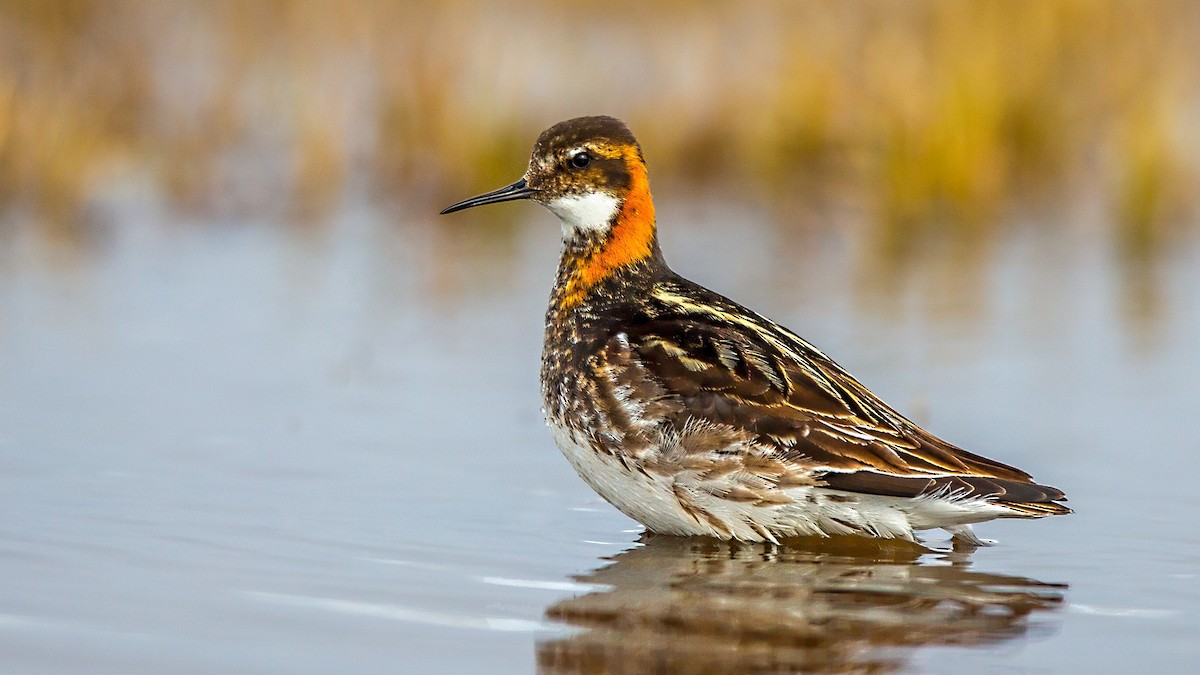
610;279;1069;509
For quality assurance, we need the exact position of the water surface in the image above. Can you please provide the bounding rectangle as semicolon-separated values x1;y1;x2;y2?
2;197;1198;672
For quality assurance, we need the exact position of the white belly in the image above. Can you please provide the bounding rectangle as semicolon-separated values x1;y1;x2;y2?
549;422;713;537
547;420;1011;543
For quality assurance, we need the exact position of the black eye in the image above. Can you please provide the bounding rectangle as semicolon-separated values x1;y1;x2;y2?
569;151;591;169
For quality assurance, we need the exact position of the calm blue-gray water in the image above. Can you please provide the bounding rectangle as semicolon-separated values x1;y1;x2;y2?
2;194;1198;672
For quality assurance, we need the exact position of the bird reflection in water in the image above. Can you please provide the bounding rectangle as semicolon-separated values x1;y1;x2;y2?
537;535;1065;673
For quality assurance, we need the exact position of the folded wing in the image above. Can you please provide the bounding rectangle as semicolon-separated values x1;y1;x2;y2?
615;280;1068;513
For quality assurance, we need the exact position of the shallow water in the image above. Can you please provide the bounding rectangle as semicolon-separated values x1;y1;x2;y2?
2;196;1198;673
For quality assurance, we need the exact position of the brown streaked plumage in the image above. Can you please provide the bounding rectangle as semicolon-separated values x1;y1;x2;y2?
441;115;1070;544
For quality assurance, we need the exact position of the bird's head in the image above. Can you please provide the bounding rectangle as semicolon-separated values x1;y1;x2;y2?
441;116;658;278
442;116;660;307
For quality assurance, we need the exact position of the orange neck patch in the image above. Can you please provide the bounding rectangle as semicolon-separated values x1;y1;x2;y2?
560;153;657;308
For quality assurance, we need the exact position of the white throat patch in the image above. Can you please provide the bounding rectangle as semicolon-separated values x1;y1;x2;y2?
546;193;620;236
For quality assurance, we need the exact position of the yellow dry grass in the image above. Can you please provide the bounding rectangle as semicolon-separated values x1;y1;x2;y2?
0;0;1196;253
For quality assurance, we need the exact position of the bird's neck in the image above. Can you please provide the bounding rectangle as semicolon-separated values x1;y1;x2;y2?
551;162;660;312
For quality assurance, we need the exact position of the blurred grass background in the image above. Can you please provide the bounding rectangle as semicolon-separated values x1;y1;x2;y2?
0;0;1197;259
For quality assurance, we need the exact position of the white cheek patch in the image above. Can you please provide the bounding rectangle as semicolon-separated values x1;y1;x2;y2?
546;193;620;235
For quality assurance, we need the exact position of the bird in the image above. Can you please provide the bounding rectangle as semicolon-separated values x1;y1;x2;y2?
440;115;1069;545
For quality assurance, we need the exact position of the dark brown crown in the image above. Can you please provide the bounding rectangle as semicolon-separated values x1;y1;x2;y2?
532;115;640;160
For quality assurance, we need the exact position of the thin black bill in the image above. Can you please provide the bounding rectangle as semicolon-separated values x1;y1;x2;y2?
439;178;537;214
